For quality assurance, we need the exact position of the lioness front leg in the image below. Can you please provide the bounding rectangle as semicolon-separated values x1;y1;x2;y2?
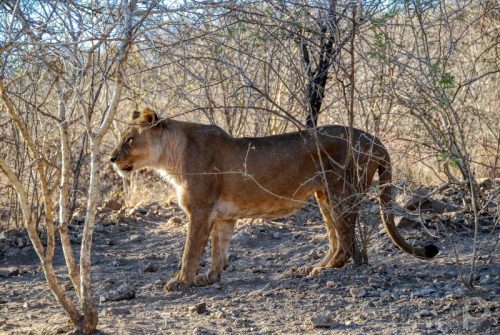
194;219;235;287
165;211;213;291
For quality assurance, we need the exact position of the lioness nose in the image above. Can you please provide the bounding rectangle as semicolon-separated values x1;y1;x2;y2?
110;155;117;163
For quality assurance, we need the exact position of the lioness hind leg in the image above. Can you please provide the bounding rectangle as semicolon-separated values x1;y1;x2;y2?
194;219;235;287
322;210;357;270
297;190;338;276
309;202;357;276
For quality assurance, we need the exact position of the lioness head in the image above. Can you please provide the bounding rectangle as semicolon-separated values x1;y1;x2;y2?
110;107;163;177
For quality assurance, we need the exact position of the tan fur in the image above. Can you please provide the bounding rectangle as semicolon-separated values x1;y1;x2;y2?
110;108;438;291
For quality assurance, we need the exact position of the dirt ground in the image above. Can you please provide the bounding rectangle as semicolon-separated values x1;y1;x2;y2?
0;185;498;335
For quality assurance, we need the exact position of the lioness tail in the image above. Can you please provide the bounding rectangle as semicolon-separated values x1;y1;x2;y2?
377;152;439;259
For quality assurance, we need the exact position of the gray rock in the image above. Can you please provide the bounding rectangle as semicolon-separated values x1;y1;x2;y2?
479;274;491;285
463;315;492;332
232;231;250;243
418;309;437;318
108;307;131;316
167;216;183;225
411;287;436;298
187;302;207;314
143;263;157;273
135;207;148;215
309;315;339;328
414;322;426;331
112;259;127;267
129;234;143;243
101;283;136;302
436;322;450;333
379;290;391;299
350;287;367;298
0;267;19;278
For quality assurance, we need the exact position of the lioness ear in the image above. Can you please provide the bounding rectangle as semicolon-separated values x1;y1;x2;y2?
139;107;158;125
131;110;141;120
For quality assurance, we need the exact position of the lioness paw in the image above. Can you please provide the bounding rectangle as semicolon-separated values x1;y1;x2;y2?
308;266;326;276
164;278;192;291
194;274;211;287
293;266;313;277
194;272;220;287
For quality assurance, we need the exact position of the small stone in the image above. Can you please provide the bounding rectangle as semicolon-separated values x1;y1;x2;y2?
108;307;131;316
106;239;115;246
134;207;148;215
143;263;157;273
379;290;391;299
411;287;436;298
192;327;204;335
271;232;281;239
415;322;426;330
103;283;136;302
308;315;339;328
350;287;366;298
187;302;207;314
104;199;122;211
436;322;450;333
129;234;143;243
368;277;384;288
418;309;434;318
167;216;183;225
0;319;6;326
0;267;20;278
326;281;335;288
23;301;30;308
463;315;492;332
479;274;490;285
232;230;250;243
112;259;127;267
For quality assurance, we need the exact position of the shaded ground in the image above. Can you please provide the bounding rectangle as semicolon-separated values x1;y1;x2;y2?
0;185;498;335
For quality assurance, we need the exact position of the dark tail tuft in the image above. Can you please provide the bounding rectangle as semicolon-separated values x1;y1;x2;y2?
424;244;439;258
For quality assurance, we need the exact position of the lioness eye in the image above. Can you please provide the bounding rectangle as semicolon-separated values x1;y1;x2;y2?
126;137;133;144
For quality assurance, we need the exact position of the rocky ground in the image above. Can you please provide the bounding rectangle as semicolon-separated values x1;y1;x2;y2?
0;182;498;335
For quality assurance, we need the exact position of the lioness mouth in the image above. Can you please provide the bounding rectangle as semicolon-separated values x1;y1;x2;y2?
122;166;133;172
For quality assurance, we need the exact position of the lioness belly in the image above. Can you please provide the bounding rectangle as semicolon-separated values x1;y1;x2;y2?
213;199;306;220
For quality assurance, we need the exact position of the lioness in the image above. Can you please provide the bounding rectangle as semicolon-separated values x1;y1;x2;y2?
110;107;438;291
